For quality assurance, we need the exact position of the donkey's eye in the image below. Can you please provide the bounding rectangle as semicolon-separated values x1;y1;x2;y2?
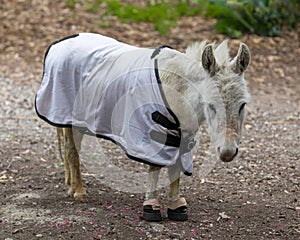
208;103;217;116
239;103;246;115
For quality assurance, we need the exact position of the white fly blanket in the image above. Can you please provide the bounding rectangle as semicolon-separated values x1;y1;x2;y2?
35;33;194;175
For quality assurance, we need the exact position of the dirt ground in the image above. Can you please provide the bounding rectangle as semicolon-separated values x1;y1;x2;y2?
0;1;299;239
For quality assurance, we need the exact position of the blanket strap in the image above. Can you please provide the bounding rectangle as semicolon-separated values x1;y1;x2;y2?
152;111;179;130
150;111;196;153
151;45;173;59
150;130;196;153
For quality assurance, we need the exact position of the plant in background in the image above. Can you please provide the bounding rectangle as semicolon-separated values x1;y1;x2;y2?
206;0;300;37
85;0;207;35
66;0;77;9
67;0;299;37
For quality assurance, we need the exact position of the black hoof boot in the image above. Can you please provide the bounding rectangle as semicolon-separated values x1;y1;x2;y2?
142;205;162;222
167;206;188;221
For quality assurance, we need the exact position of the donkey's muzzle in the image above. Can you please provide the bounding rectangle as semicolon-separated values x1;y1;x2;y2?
219;148;238;162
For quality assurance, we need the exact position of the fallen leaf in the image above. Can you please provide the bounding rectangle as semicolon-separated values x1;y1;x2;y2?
20;149;30;155
253;77;266;83
40;157;47;162
0;175;8;180
219;212;230;220
54;162;64;168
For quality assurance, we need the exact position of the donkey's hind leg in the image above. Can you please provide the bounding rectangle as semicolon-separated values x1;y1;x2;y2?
63;128;86;201
167;165;188;221
142;165;162;221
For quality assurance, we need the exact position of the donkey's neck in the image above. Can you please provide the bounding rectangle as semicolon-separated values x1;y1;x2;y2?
156;49;206;136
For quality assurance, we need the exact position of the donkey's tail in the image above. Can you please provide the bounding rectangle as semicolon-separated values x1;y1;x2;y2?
57;128;64;161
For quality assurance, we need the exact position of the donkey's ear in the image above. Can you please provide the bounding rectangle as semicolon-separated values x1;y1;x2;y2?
231;43;250;75
202;44;217;76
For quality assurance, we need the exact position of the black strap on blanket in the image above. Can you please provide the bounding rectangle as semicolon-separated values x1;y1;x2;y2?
151;45;173;59
150;130;196;153
150;130;179;148
150;45;196;153
152;111;179;130
150;111;196;153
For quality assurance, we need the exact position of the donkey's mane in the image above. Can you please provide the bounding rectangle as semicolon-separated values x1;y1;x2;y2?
184;40;250;106
185;40;231;68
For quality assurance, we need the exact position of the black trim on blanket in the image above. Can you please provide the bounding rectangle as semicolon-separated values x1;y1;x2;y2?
154;59;180;129
35;101;167;169
151;45;173;59
183;170;192;176
43;34;79;66
93;132;166;168
34;96;72;128
52;33;80;45
41;34;80;81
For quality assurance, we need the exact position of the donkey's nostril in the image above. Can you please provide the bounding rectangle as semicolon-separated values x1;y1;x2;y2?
220;148;238;162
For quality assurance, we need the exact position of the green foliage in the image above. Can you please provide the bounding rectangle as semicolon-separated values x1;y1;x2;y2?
66;0;77;9
86;0;207;35
67;0;299;37
206;0;300;37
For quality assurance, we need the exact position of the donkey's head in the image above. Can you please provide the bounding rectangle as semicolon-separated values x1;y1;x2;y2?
199;41;251;162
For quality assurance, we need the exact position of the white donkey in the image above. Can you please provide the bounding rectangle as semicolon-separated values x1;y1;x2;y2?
35;33;250;222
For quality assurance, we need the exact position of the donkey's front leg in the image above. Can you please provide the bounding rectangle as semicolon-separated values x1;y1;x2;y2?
167;165;188;221
142;165;162;221
63;128;86;201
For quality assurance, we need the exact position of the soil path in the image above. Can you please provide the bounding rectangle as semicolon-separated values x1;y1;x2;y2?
0;1;299;239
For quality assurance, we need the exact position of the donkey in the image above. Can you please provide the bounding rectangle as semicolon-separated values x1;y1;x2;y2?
35;33;250;222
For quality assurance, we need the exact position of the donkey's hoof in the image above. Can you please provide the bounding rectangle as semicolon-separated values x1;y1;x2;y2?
68;188;76;198
74;195;87;202
167;197;188;221
167;206;188;221
142;205;162;222
74;188;87;202
74;192;87;202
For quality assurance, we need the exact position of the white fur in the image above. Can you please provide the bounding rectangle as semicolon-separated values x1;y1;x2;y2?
155;40;251;151
144;41;251;213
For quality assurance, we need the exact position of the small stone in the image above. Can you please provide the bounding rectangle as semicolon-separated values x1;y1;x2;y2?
150;223;164;232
